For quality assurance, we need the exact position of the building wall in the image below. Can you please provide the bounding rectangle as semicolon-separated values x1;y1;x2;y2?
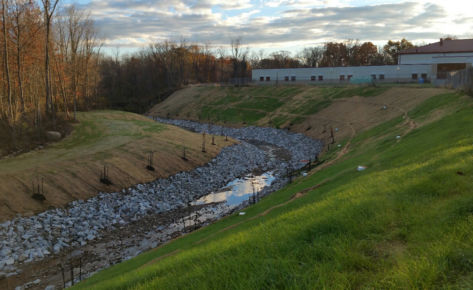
399;52;473;65
252;64;433;84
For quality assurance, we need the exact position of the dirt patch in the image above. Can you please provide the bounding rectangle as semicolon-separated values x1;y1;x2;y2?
295;87;447;143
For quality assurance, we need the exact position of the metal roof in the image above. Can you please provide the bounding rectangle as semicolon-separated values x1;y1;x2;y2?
400;39;473;54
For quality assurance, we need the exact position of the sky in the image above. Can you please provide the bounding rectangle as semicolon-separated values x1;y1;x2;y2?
63;0;473;56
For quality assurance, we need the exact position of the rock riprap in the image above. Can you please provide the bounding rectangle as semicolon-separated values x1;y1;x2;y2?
0;120;322;277
154;118;322;168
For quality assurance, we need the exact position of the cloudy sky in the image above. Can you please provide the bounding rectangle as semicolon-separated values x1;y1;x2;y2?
66;0;473;55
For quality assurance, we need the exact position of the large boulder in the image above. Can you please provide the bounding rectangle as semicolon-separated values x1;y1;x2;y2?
46;131;62;142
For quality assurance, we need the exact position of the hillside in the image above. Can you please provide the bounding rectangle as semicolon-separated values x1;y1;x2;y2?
76;86;473;289
0;111;233;221
148;85;447;145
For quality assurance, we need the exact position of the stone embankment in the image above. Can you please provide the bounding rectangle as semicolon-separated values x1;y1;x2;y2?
0;119;323;284
155;118;320;168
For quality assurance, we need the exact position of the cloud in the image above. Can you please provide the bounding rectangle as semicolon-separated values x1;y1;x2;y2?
77;0;472;52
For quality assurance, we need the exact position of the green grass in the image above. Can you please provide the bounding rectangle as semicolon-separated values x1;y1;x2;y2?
0;110;167;169
287;86;388;116
193;85;393;126
211;94;241;106
408;92;462;120
295;99;332;115
79;92;473;289
321;86;389;99
57;111;166;150
270;115;290;128
234;97;285;112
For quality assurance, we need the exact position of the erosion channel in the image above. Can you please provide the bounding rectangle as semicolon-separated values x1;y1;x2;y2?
1;119;323;290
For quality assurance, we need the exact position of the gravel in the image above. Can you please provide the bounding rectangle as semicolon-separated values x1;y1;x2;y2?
0;118;323;277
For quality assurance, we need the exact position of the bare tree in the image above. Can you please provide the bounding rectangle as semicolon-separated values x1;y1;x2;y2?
81;17;97;109
216;46;226;82
2;0;13;120
230;38;249;85
230;37;243;60
65;5;86;120
11;0;25;112
40;0;59;115
11;0;39;113
54;9;70;117
300;46;324;67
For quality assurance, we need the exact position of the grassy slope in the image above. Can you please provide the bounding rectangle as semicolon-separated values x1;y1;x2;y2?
150;86;387;125
148;85;446;144
0;111;233;221
77;90;473;289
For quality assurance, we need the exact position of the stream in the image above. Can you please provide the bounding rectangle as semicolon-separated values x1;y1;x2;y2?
1;119;323;290
192;172;275;206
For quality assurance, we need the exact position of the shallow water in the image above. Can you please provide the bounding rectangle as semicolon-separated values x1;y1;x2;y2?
192;172;275;206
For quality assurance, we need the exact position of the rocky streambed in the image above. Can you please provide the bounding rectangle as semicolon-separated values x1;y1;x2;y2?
0;119;322;289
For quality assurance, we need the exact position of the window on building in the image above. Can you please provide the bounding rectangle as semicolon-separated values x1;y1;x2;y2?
291;76;296;81
284;76;289;82
318;75;323;81
340;75;345;81
371;74;377;80
266;76;271;81
379;74;385;80
348;75;353;80
421;73;427;80
311;75;316;81
259;76;264;82
412;73;418;80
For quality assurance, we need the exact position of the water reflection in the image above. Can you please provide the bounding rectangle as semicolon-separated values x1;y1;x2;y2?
192;172;275;206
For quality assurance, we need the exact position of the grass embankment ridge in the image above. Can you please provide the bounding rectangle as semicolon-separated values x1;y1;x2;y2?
77;89;473;289
149;85;445;145
0;110;233;221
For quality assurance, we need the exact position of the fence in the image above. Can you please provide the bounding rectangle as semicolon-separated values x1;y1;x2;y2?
229;77;252;86
444;68;473;94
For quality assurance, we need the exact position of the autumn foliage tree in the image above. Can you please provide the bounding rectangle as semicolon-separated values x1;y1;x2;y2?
383;38;414;64
350;42;380;66
100;40;243;113
0;1;102;156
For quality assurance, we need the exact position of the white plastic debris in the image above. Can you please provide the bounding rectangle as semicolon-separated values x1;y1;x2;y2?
383;105;387;110
357;166;367;172
301;172;308;177
239;212;246;216
396;135;401;140
337;144;342;148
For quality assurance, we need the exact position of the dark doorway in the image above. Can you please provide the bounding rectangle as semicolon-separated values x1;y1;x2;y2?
437;63;466;79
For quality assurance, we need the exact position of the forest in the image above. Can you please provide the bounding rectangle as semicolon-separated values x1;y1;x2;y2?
0;0;99;156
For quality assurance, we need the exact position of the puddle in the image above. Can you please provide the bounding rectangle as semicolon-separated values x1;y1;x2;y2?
192;172;275;206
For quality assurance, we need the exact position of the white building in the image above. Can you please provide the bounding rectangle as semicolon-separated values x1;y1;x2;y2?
252;38;473;84
252;65;432;84
399;38;473;81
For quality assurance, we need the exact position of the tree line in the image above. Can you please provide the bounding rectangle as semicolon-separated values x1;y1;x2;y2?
0;0;100;154
251;39;414;69
100;38;251;113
